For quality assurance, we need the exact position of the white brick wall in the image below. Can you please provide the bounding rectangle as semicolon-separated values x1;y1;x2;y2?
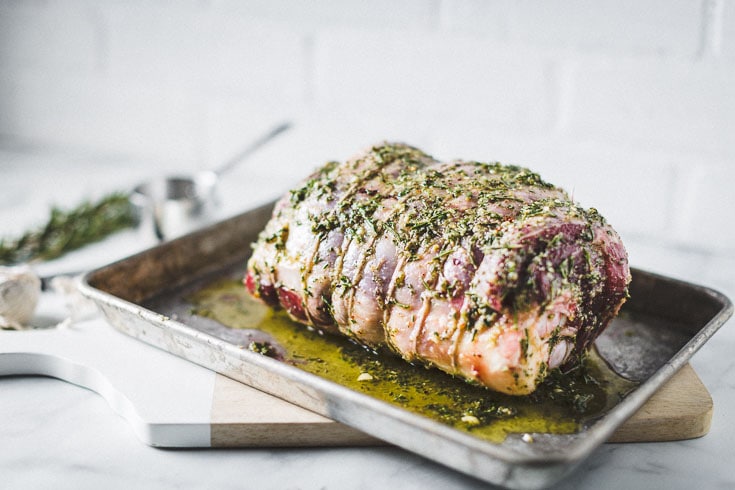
721;0;735;59
672;163;735;252
103;3;307;96
313;32;557;131
212;0;439;32
566;57;735;158
0;0;734;269
0;0;101;73
0;71;206;162
440;0;706;57
438;0;510;38
509;0;705;57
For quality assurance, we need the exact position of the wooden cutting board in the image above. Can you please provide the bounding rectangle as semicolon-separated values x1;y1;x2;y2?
209;363;711;446
0;293;712;447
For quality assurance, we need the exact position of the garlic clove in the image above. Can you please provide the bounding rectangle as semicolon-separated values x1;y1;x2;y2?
548;339;572;369
0;265;42;329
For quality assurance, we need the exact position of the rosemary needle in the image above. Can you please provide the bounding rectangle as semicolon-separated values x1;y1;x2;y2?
0;192;137;265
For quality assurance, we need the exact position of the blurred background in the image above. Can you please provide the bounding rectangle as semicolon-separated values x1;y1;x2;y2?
0;0;733;292
1;4;735;488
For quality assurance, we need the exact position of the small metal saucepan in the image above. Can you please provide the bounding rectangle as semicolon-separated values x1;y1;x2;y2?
131;122;291;241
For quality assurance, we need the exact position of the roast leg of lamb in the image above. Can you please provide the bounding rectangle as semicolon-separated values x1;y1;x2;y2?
244;143;630;395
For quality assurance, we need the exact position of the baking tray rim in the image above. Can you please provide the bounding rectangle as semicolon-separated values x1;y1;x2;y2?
77;206;734;488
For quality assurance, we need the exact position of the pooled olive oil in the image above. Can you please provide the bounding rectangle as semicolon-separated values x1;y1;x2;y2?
189;278;636;443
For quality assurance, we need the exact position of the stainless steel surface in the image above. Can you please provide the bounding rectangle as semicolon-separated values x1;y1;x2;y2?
131;122;291;240
211;122;291;177
79;202;733;490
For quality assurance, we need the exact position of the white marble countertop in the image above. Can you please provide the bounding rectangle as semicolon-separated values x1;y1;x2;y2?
1;139;734;490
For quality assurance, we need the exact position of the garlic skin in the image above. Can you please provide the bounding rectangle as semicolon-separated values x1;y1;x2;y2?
0;265;41;329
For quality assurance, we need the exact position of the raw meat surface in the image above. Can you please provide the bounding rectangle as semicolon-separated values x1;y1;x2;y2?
245;143;630;395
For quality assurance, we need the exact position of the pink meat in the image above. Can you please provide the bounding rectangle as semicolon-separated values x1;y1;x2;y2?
245;143;631;395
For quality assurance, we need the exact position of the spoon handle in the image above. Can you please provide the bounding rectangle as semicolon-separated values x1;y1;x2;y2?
214;121;293;177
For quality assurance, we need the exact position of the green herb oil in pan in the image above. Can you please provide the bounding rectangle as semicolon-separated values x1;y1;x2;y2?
189;278;636;443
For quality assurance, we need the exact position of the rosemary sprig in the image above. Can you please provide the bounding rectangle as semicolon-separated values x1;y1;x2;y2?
0;193;137;265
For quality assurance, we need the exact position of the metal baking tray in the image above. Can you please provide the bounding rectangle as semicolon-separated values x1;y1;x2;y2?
80;201;733;489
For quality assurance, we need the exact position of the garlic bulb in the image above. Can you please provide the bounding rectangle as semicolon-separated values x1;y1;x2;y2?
0;265;41;329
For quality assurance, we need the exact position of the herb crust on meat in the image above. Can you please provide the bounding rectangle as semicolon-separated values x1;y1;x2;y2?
245;143;630;395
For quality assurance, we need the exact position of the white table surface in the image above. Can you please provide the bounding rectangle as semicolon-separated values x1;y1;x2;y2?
1;140;734;490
